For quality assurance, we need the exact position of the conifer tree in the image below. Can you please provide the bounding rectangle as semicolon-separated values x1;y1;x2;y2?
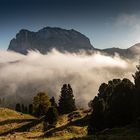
21;104;25;113
88;78;134;135
29;104;33;115
15;103;21;112
24;106;28;114
50;97;57;108
133;61;140;90
58;84;76;114
44;107;58;127
133;61;140;118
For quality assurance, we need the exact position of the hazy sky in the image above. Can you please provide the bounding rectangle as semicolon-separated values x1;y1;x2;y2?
1;0;140;50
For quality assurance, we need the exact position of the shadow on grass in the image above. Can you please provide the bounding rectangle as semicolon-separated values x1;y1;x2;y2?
0;114;89;138
69;135;97;140
0;116;45;136
70;135;140;140
43;115;89;137
0;119;35;126
70;114;89;127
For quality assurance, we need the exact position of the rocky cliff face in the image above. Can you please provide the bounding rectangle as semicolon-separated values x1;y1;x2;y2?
8;26;140;59
8;27;94;54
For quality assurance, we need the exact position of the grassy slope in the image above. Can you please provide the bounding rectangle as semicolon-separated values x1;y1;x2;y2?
44;110;89;139
0;108;34;120
0;108;40;140
1;108;140;140
0;108;89;140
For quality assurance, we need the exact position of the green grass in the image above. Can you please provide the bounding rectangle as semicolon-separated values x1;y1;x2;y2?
0;108;38;137
0;108;89;139
44;110;89;139
0;108;35;120
1;108;140;140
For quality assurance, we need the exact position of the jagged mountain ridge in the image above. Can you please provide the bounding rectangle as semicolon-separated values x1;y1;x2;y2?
8;27;140;58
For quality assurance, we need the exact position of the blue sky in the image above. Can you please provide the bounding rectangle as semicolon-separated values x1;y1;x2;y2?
1;0;140;50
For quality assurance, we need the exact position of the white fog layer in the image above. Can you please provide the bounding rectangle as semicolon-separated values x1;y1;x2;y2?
0;50;137;108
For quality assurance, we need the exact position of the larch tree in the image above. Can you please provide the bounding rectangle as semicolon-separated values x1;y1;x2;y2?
33;92;51;117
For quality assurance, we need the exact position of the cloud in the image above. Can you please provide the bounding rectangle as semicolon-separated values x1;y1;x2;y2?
0;50;137;108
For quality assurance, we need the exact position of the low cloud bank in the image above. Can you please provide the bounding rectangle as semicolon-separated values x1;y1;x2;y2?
0;50;137;108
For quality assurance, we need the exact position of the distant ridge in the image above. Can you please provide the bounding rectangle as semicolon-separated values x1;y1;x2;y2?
8;26;140;58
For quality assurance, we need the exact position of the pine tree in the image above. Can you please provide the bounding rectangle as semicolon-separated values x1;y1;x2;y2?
29;104;33;115
21;104;25;113
33;92;51;117
133;61;140;118
58;84;76;114
88;78;134;135
15;103;21;112
50;97;57;108
133;61;140;90
24;106;28;114
44;106;58;129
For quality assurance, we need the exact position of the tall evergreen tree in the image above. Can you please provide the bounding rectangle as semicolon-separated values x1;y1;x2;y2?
29;104;33;115
33;92;51;117
58;84;76;114
45;107;58;126
15;103;21;112
133;62;140;118
88;78;134;135
24;106;28;114
50;97;57;108
21;104;25;113
133;61;140;89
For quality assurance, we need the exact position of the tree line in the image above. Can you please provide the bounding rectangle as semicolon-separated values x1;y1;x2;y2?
15;84;76;129
88;63;140;134
14;63;140;135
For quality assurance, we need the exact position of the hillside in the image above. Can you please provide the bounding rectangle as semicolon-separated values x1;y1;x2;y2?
0;108;39;139
0;108;34;121
72;124;140;140
0;108;140;140
0;108;89;140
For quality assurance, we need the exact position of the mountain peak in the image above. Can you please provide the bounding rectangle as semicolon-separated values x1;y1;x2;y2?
8;27;94;54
